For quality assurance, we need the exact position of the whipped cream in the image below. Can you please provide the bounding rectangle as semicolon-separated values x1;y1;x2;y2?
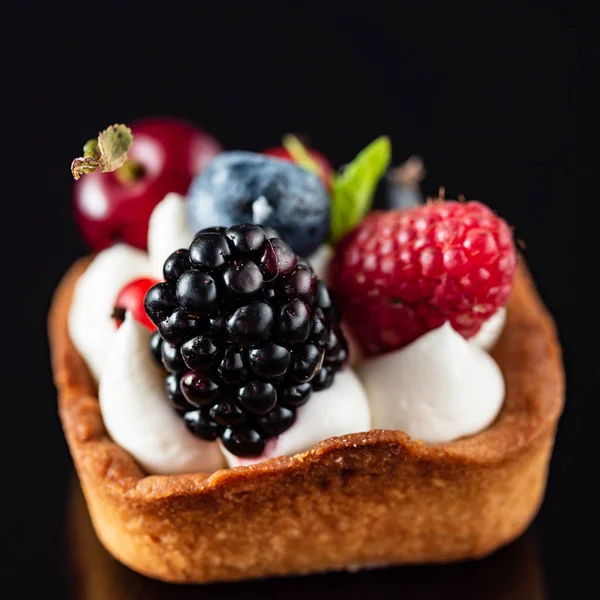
99;315;225;474
357;322;504;443
221;368;371;468
148;192;194;279
68;244;151;380
470;308;506;351
307;244;333;282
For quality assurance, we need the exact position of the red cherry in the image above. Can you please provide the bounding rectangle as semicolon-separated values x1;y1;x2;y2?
113;277;160;331
263;145;334;191
74;118;222;251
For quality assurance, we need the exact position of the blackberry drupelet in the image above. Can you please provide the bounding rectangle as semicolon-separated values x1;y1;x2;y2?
145;224;347;457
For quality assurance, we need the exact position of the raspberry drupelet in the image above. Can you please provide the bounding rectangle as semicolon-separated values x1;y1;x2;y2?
145;224;347;457
330;200;517;356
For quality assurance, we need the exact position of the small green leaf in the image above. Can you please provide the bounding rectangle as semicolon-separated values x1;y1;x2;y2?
98;124;134;173
282;134;322;176
330;136;391;244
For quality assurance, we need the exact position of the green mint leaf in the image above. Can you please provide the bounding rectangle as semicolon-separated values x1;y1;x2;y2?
330;136;391;244
282;134;322;176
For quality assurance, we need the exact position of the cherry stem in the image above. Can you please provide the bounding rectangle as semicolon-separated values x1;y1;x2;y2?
71;124;134;180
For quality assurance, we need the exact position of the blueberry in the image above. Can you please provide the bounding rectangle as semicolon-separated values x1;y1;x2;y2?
186;152;330;256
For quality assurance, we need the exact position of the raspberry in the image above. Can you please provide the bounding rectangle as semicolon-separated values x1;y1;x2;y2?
330;201;516;356
145;225;347;457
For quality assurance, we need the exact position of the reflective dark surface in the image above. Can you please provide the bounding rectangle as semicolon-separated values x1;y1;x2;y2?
3;3;596;598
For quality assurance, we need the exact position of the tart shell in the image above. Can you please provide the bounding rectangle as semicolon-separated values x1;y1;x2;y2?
49;257;564;583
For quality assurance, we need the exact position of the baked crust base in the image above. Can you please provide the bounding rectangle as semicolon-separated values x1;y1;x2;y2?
49;258;564;583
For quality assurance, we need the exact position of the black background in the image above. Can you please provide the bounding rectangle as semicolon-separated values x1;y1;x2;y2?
2;2;597;598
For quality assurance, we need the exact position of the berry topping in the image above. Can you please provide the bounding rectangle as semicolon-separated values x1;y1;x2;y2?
146;224;347;456
186;152;330;257
72;119;222;251
112;277;160;331
263;135;335;192
330;200;517;356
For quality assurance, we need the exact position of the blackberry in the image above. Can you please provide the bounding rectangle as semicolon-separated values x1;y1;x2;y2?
145;224;347;457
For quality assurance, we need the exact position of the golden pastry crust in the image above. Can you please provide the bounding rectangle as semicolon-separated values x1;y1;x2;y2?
49;257;564;583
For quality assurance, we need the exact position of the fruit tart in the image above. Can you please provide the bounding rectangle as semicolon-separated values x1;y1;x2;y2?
50;124;564;583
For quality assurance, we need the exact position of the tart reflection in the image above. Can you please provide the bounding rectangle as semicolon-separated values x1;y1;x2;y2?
66;474;546;600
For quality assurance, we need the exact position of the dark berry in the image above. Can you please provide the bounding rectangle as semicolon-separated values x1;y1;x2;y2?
165;373;190;411
189;232;231;268
180;371;219;407
150;330;164;366
281;267;317;304
312;366;334;391
150;223;347;457
145;282;176;325
261;238;297;279
222;261;264;295
226;301;273;345
184;410;221;441
161;341;186;373
209;400;246;426
325;335;348;369
158;309;200;345
280;383;312;408
277;299;311;343
199;226;227;234
315;281;333;310
226;224;268;257
181;336;218;371
257;405;296;437
290;344;324;383
310;314;329;346
176;270;218;316
163;249;190;285
208;314;225;335
260;225;280;239
218;348;248;384
238;382;277;414
246;343;290;379
222;425;265;457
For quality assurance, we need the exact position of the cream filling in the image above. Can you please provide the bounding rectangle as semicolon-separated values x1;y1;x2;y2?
357;322;505;443
99;315;225;474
